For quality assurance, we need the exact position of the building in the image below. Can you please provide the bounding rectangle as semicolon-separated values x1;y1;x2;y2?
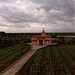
31;28;52;45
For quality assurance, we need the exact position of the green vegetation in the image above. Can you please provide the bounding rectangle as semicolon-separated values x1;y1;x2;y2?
0;44;31;72
0;32;75;48
58;37;75;44
0;32;75;74
0;32;31;48
16;45;75;75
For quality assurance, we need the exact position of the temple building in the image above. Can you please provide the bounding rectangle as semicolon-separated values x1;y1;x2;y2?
31;28;52;45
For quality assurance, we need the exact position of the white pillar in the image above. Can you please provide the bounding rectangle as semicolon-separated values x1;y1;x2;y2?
43;40;44;45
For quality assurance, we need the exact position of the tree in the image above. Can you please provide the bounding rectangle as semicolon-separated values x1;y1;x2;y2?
71;37;75;44
0;31;5;35
58;37;65;44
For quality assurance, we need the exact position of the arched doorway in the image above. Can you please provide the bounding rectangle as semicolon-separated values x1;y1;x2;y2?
39;40;43;45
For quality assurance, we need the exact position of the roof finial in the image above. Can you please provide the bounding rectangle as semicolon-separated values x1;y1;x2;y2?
41;27;46;37
43;28;44;31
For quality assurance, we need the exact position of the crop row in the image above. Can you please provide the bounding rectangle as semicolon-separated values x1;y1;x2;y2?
0;44;31;72
16;45;75;75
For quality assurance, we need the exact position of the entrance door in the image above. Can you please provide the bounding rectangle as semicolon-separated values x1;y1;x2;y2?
39;40;43;45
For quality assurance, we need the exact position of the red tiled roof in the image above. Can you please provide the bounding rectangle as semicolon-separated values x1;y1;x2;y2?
32;35;52;38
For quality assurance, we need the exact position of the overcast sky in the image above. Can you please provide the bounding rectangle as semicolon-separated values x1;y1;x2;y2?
0;0;75;33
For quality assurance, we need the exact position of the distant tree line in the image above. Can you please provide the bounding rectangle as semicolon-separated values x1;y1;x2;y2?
0;32;31;48
0;31;75;48
58;37;75;44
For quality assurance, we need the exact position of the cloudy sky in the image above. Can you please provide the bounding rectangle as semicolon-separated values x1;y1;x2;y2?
0;0;75;33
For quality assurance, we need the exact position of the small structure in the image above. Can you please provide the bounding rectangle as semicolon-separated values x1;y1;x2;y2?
31;29;53;50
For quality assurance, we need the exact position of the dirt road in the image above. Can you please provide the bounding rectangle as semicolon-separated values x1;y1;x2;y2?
1;50;36;75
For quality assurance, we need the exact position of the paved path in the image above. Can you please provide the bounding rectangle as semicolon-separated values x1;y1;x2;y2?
1;50;36;75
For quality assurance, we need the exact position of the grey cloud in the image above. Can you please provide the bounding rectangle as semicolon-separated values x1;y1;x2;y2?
46;23;74;32
62;0;75;17
0;6;39;23
0;24;13;27
0;0;74;32
32;0;75;18
0;23;29;28
0;0;16;3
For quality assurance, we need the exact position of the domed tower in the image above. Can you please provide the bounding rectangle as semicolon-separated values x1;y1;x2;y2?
41;28;46;37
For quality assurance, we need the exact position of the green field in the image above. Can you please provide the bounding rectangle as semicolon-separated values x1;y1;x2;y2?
0;44;31;72
16;44;75;75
